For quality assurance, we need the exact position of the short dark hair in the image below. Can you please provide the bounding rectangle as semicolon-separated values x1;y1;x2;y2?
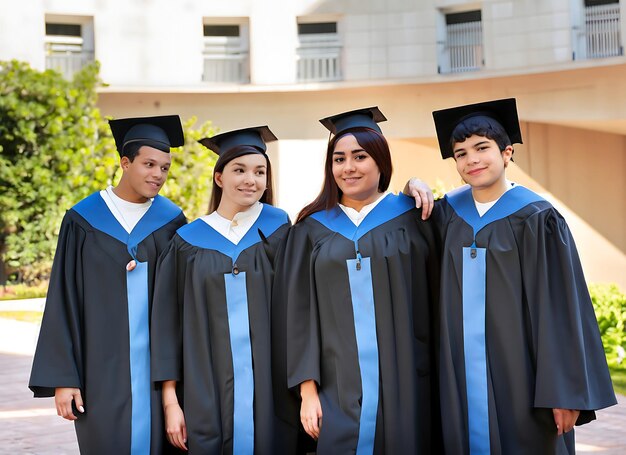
208;145;274;213
121;142;143;162
450;115;512;153
296;128;392;223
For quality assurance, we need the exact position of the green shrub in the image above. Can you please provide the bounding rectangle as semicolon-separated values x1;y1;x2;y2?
590;283;626;368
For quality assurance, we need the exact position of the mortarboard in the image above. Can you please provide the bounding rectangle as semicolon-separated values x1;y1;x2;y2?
199;126;278;156
109;115;184;156
319;106;387;136
432;98;522;159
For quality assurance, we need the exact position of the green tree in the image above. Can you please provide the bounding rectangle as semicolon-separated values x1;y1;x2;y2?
0;60;217;284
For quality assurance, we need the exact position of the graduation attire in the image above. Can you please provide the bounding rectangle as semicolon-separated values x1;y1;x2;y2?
151;126;292;454
283;193;441;454
431;99;616;455
29;115;186;455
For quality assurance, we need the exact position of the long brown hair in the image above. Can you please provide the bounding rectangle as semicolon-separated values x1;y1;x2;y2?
296;127;392;223
208;145;275;213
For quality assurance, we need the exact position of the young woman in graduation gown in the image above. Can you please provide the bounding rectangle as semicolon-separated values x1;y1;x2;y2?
410;98;617;454
150;126;292;454
278;108;442;454
29;115;187;455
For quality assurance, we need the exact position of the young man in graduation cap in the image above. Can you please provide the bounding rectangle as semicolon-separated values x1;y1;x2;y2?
29;115;187;455
409;98;616;454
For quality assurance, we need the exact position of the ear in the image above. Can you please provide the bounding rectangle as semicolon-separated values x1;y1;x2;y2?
120;156;131;171
502;145;514;167
214;172;224;188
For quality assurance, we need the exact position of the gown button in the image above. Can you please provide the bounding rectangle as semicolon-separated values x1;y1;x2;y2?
470;248;477;259
232;265;239;275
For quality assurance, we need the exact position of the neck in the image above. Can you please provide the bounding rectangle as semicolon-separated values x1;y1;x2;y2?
340;191;382;212
216;200;256;220
471;179;508;203
112;182;148;203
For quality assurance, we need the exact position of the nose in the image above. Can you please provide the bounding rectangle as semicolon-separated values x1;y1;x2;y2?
344;157;356;172
243;171;255;185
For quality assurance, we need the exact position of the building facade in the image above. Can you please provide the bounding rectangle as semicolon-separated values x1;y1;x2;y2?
1;0;625;286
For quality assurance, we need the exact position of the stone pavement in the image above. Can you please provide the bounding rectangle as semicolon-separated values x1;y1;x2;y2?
0;315;624;454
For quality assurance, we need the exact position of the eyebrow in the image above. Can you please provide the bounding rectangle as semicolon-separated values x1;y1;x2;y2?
333;148;366;155
231;161;266;169
454;140;491;154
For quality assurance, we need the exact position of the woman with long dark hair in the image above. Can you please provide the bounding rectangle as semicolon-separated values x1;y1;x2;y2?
150;126;291;454
278;107;441;454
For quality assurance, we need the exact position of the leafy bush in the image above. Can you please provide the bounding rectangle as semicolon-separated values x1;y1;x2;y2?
590;283;626;367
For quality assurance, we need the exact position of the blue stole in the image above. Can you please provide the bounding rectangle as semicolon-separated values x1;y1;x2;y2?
311;193;413;455
445;184;544;455
72;192;182;455
177;204;288;455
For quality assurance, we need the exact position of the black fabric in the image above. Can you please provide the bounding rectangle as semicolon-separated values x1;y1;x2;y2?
151;222;293;454
29;208;186;455
278;208;442;454
432;198;617;454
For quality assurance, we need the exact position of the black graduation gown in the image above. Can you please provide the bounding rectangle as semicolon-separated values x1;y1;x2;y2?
282;193;441;454
433;184;617;455
151;204;290;455
29;192;187;455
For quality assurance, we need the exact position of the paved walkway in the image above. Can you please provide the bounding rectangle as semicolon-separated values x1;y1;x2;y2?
0;315;624;454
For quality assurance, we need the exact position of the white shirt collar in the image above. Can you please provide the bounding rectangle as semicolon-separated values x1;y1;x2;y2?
201;202;263;244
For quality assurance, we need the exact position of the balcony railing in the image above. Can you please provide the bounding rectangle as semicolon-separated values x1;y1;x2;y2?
584;3;623;58
444;20;484;73
45;43;94;80
296;33;342;82
202;36;249;83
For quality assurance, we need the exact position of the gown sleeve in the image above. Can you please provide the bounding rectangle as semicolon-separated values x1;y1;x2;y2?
283;222;321;389
29;213;85;397
521;207;617;424
151;236;186;383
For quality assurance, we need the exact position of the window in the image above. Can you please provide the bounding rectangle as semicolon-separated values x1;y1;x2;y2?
438;10;484;74
202;20;249;84
296;21;342;82
577;0;623;59
45;17;94;79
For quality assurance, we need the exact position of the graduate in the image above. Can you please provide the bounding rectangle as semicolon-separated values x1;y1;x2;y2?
424;98;617;454
280;107;441;454
29;115;188;454
150;126;291;454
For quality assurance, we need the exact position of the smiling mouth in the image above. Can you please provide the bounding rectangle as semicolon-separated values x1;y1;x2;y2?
343;177;361;183
467;168;486;176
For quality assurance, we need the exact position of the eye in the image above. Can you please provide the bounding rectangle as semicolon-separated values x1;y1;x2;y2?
161;166;170;172
256;170;266;176
454;152;466;159
333;156;344;163
145;162;153;167
355;153;368;160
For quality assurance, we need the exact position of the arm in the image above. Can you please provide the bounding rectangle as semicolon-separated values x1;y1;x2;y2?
162;380;187;451
403;177;434;220
54;387;84;421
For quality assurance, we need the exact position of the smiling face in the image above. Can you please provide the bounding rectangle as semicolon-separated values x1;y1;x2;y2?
453;134;513;202
332;133;382;211
214;153;268;219
116;145;171;202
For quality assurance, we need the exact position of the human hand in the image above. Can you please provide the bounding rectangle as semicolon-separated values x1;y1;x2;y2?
553;408;580;435
404;177;434;220
164;402;188;451
300;380;322;440
54;387;84;421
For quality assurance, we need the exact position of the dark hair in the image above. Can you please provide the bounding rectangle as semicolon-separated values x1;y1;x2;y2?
296;127;392;223
121;143;143;162
208;145;274;213
450;115;512;153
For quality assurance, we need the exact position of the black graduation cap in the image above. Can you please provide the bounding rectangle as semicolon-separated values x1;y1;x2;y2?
199;126;278;156
319;106;387;136
432;98;522;159
109;115;184;156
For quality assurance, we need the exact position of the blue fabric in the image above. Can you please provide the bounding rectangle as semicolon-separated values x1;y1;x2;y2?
126;261;151;455
310;193;414;242
446;185;544;454
72;192;182;258
347;257;379;455
462;247;489;455
224;272;255;455
177;204;288;262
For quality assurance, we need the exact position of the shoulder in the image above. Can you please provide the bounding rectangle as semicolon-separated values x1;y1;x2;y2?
261;204;290;225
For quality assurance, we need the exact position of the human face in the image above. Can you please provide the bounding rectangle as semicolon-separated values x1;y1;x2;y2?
332;134;381;211
118;145;171;202
214;153;267;219
453;134;513;202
